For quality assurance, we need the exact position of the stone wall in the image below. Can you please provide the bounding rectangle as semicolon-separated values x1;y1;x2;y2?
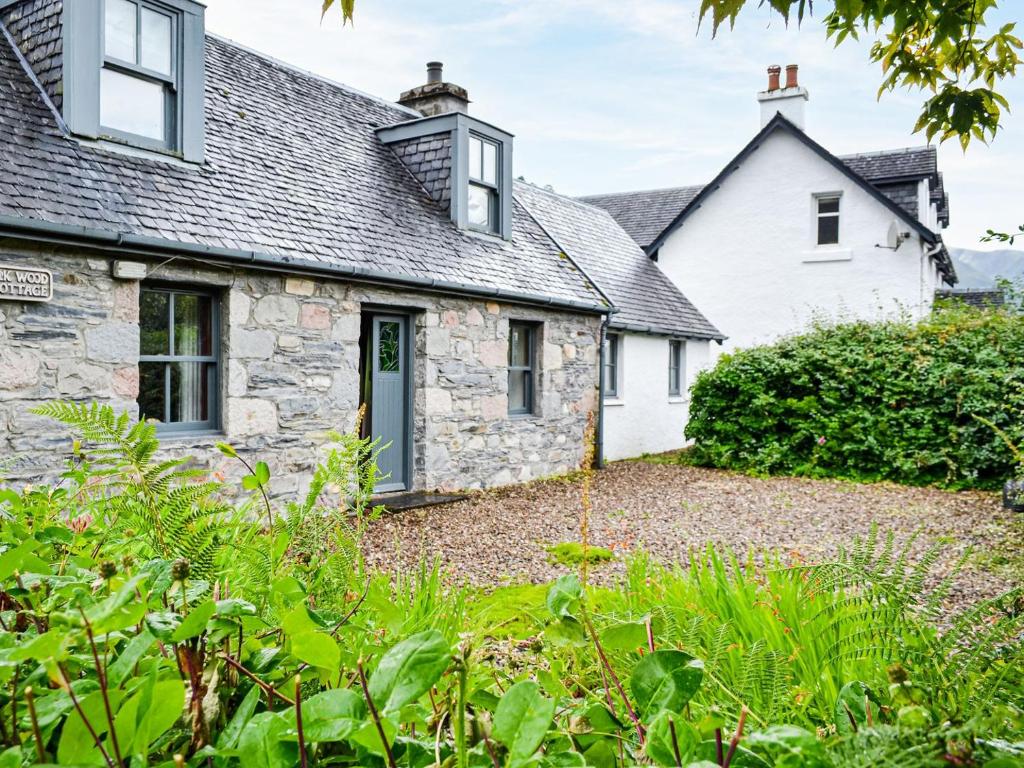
0;243;600;495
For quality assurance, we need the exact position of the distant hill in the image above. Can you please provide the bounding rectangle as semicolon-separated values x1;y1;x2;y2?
949;247;1024;288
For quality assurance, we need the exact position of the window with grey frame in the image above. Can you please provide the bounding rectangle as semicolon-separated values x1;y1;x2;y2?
468;134;500;234
668;340;684;396
816;195;841;245
508;322;535;415
138;287;220;432
604;332;620;398
102;0;180;149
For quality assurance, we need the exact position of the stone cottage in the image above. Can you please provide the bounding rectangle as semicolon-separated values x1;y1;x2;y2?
0;0;622;492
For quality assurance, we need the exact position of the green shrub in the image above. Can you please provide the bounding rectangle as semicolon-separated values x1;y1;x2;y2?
546;541;615;567
685;304;1024;488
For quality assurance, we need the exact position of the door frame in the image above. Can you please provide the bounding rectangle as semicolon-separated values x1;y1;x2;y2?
362;310;415;493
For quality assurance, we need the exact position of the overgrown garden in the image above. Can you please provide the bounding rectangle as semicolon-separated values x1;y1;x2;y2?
0;402;1021;766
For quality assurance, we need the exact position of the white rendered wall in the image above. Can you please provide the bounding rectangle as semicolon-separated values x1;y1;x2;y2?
602;333;711;461
656;130;947;360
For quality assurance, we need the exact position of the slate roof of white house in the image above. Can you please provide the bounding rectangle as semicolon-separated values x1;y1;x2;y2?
515;182;723;340
0;33;608;312
581;143;950;250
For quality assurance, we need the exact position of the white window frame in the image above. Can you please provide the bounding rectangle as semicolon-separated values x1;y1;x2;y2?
668;339;684;397
815;193;842;246
604;332;621;399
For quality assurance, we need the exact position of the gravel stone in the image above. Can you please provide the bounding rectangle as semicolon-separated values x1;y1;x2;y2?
363;462;1020;611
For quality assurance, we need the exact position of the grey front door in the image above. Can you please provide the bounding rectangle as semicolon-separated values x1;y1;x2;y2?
370;315;409;492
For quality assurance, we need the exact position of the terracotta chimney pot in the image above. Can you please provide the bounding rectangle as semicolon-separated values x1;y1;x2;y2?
785;64;799;89
767;65;781;92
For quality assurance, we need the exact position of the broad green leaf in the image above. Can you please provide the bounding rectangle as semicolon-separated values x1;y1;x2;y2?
171;600;216;642
145;611;181;641
835;681;879;735
546;574;582;619
254;461;271;484
290;630;340;671
646;712;698;767
368;630;451;714
9;630;68;663
0;539;44;580
493;681;556;767
108;631;155;686
695;741;769;767
629;650;704;720
215;599;257;617
350;715;398;755
114;671;185;757
282;605;322;637
237;712;297;768
57;689;125;764
217;684;262;751
0;747;21;768
281;688;366;743
746;725;830;766
599;621;648;652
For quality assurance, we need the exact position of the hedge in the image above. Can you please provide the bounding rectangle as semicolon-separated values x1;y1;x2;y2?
685;303;1024;489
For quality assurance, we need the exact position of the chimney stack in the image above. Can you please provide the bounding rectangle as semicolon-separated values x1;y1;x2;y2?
399;62;471;117
756;63;809;130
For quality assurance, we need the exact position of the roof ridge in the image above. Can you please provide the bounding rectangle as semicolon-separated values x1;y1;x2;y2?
580;183;705;200
205;32;421;120
838;145;935;159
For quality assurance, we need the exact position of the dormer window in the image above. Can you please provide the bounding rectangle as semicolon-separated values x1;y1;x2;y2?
468;134;500;234
102;0;177;147
59;0;206;162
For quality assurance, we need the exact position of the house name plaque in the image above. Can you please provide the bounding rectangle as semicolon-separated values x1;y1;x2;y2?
0;264;53;303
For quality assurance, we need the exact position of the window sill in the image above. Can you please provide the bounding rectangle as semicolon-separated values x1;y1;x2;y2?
802;248;852;263
154;429;225;444
668;396;688;404
603;398;625;407
508;412;538;421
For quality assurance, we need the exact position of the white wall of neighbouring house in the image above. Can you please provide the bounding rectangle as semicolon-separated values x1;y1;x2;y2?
656;129;947;361
602;333;711;461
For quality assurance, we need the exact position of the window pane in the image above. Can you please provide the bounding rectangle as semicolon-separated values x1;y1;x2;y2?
378;321;401;373
173;294;213;356
482;140;497;185
169;362;211;423
509;370;528;412
101;68;166;140
140;7;172;75
509;325;531;367
468;184;494;229
105;0;137;62
138;362;166;422
469;136;482;181
818;197;840;214
140;290;169;355
818;215;839;245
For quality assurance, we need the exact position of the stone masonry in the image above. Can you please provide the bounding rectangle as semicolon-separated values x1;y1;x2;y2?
0;244;600;495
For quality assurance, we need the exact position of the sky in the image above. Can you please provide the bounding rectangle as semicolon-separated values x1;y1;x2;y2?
203;0;1024;252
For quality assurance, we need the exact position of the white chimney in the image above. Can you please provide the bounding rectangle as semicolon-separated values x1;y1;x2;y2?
757;64;809;130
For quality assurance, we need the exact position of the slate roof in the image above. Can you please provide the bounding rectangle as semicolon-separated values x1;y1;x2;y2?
515;182;723;340
935;288;1005;308
0;32;606;312
583;139;950;249
578;185;703;251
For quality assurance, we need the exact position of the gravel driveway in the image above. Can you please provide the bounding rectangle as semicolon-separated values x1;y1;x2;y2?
362;461;1022;610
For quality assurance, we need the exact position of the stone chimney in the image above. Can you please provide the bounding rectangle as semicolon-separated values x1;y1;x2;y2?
398;62;470;117
756;63;809;130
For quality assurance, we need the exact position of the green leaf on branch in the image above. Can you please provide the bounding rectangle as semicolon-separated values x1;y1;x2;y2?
368;629;451;714
546;574;582;620
629;649;704;720
493;680;557;767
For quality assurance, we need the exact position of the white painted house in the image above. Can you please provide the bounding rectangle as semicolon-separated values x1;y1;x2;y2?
516;183;722;461
583;65;957;363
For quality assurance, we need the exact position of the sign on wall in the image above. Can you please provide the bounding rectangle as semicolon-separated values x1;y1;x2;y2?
0;264;53;302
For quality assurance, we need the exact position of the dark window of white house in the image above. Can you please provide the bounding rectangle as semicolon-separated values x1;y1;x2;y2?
669;340;684;396
468;134;500;234
138;287;219;432
604;332;620;398
816;195;841;245
508;322;535;414
102;0;179;148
